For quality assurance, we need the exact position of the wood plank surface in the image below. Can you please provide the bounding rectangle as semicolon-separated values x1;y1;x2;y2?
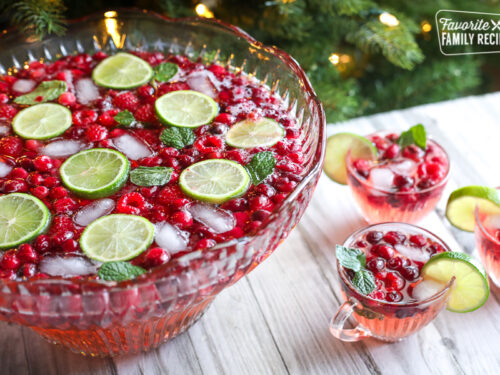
2;92;500;375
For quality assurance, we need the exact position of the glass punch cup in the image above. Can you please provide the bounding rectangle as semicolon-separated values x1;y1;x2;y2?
324;125;450;223
330;223;489;342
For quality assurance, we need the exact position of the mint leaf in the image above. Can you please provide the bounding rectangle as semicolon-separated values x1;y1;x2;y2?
398;124;426;150
352;269;376;295
335;245;366;272
114;110;136;127
14;80;67;105
98;262;146;281
160;126;195;149
246;151;276;185
154;62;178;82
130;166;173;186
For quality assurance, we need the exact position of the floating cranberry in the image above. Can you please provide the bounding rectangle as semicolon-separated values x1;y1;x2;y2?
171;210;193;228
58;92;76;106
0;136;23;157
85;124;108;142
62;239;79;253
33;155;53;172
0;250;21;271
402;145;424;162
393;174;414;189
43;176;61;188
144;247;171;268
354;240;368;248
400;266;420;281
116;192;147;215
387;257;403;270
373;244;395;260
20;263;37;278
409;234;427;247
50;186;69;200
17;244;39;264
3;179;28;193
10;167;28;179
385;272;405;290
249;195;272;211
370;290;386;300
195;238;216;250
31;186;49;199
386;290;403;302
383;231;406;245
366;230;383;244
72;109;97;126
53;197;78;214
113;92;139;111
366;258;385;272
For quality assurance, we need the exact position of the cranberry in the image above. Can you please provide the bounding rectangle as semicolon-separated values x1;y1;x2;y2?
409;234;427;247
113;92;139;111
53;197;78;214
0;136;23;157
195;238;216;250
393;174;414;189
354;240;368;248
137;85;155;99
19;263;37;278
31;186;49;199
72;110;98;125
353;159;370;178
144;247;170;268
400;266;420;281
17;244;39;264
0;250;21;271
383;231;406;245
366;230;383;244
386;290;403;302
252;209;271;222
33;155;53;172
58;92;76;106
171;210;193;228
3;179;28;193
160;147;180;158
249;195;272;211
43;176;61;188
221;198;247;211
402;145;424;162
62;239;79;253
385;272;405;290
275;177;296;192
140;156;162;167
50;186;69;199
417;177;436;190
51;230;74;246
116;192;147;215
373;244;394;260
387;257;403;270
0;104;18;119
370;290;386;300
10;167;28;179
366;258;385;272
85;124;108;142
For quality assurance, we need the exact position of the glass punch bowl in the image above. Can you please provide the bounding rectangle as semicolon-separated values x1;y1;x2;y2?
0;9;326;356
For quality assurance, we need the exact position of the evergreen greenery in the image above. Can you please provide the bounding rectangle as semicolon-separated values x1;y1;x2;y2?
0;0;498;122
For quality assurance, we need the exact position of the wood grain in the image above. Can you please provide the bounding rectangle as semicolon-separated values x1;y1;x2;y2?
2;93;500;375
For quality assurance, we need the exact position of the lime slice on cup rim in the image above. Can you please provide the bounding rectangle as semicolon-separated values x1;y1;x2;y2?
446;186;500;232
225;118;285;148
155;90;218;128
60;148;130;199
323;132;378;185
92;52;154;89
12;103;72;140
179;159;250;204
0;193;51;249
80;214;154;262
421;251;489;313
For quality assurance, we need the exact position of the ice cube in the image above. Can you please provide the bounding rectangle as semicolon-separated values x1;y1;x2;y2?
0;124;9;136
40;256;98;277
395;244;430;262
75;78;100;105
112;134;153;160
73;199;115;227
412;280;447;301
41;140;86;158
188;203;235;234
154;222;189;254
389;159;417;176
369;167;395;191
0;160;12;177
186;70;219;98
485;214;500;231
12;79;36;94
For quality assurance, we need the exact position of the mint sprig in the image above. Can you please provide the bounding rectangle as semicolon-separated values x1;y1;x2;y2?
114;110;136;127
154;62;178;82
14;80;67;105
130;166;173;187
336;244;375;295
98;261;146;281
246;151;276;185
398;124;426;150
160;126;195;149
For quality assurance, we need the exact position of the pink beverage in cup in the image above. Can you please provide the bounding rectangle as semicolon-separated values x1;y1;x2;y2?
331;223;453;342
346;132;449;223
475;197;500;286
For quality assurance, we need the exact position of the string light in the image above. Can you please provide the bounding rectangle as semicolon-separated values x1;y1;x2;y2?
421;20;432;33
104;10;124;48
195;3;214;18
329;53;340;65
329;53;352;66
104;11;117;18
379;12;399;27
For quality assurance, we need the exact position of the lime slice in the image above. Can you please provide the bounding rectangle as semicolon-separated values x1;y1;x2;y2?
92;52;153;89
446;186;500;232
421;252;489;313
0;193;50;249
60;148;130;199
155;90;218;128
12;103;72;140
323;132;377;185
80;214;154;262
179;159;250;203
225;118;284;148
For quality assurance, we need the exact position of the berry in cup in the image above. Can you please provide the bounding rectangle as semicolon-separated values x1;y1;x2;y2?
324;125;450;223
0;51;305;281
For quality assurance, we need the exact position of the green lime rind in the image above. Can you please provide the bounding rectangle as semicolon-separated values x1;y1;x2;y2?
12;103;72;140
421;251;489;313
179;159;250;204
80;214;155;262
323;132;378;185
445;186;500;232
155;90;218;128
60;148;130;199
92;52;154;89
0;193;51;249
225;118;285;148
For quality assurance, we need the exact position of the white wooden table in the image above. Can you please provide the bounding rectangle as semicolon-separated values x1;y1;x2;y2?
2;92;500;375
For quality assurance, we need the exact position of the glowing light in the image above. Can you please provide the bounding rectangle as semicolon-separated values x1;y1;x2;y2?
379;12;399;27
340;54;351;64
421;21;432;33
105;17;124;48
104;11;117;18
329;53;340;65
195;3;214;18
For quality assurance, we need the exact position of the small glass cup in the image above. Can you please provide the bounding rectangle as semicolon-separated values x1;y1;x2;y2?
346;134;450;224
330;223;454;342
475;191;500;287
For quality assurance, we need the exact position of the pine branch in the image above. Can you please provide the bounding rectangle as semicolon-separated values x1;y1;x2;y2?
6;0;67;39
346;17;424;70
